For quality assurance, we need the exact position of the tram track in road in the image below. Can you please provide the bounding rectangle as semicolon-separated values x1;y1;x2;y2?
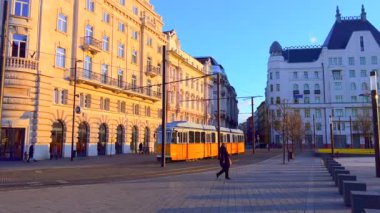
0;150;282;191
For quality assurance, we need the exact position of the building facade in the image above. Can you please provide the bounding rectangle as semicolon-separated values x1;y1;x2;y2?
164;30;212;125
196;57;239;129
266;6;379;148
0;0;240;160
1;0;167;160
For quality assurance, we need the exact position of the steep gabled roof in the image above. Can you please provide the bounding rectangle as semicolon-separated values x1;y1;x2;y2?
323;19;380;49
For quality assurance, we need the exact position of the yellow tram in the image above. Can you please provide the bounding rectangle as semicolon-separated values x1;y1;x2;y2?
156;121;245;161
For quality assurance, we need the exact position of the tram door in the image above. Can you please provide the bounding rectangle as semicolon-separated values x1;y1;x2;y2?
0;128;25;161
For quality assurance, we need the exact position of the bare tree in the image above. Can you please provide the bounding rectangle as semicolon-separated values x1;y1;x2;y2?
356;112;373;148
287;110;305;155
273;100;291;164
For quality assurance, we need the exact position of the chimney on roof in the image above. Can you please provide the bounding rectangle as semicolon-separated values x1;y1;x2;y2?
335;6;341;22
361;5;367;21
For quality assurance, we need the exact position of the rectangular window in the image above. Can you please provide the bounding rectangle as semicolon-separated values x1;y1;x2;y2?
371;56;378;65
85;95;91;108
117;69;123;88
351;96;357;102
315;96;320;103
132;6;139;15
304;71;308;79
101;64;108;84
334;82;342;90
132;30;139;40
61;89;68;105
270;84;273;92
269;72;272;80
305;109;310;118
338;57;342;65
349;70;355;78
276;84;280;92
332;70;342;80
315;109;321;118
102;36;109;51
55;47;65;68
360;70;367;77
14;0;29;17
275;72;280;79
118;22;125;32
352;108;358;117
102;12;110;23
131;75;137;90
147;37;153;47
334;109;344;117
316;123;322;131
314;71;319;79
119;0;125;6
304;96;310;104
118;43;124;58
57;13;67;33
335;95;343;103
348;57;355;65
12;34;27;58
276;97;280;104
293;72;298;79
360;36;364;51
360;57;366;65
86;0;95;12
131;50;137;64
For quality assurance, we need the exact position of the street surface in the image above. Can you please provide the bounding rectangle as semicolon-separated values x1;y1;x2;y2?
0;150;351;213
0;149;281;190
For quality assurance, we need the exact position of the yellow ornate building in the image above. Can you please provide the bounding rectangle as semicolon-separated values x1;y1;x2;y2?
164;30;212;125
1;0;169;160
0;0;222;160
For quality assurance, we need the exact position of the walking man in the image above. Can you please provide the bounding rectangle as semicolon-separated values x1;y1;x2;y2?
216;143;231;180
27;143;37;162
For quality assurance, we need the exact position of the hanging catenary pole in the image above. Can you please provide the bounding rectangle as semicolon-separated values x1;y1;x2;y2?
161;45;167;167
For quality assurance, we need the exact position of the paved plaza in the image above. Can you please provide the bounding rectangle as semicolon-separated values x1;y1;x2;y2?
0;153;352;213
336;157;380;193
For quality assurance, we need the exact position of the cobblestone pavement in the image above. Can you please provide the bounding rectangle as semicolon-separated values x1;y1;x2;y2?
0;153;349;213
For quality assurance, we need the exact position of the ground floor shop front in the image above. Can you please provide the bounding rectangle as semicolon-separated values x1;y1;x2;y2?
0;119;158;161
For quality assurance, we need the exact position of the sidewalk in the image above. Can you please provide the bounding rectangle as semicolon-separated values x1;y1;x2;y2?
0;152;350;213
336;157;380;193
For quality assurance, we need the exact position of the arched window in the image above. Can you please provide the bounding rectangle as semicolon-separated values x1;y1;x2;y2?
315;84;320;90
293;84;299;90
98;123;108;156
304;84;309;90
116;125;124;154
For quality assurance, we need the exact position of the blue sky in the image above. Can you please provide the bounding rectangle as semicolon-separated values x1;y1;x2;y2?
150;0;380;123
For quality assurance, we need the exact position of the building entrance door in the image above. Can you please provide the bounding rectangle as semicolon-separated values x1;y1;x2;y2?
115;125;124;154
77;123;89;157
0;128;25;161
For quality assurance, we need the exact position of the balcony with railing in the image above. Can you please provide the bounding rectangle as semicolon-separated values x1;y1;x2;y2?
68;68;161;101
6;57;39;72
145;65;160;77
81;36;102;54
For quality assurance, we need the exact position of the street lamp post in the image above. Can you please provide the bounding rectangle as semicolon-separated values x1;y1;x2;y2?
71;59;82;161
329;115;334;158
370;70;380;177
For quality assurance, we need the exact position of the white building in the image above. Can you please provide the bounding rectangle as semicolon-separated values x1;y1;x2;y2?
266;6;380;148
196;57;239;128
